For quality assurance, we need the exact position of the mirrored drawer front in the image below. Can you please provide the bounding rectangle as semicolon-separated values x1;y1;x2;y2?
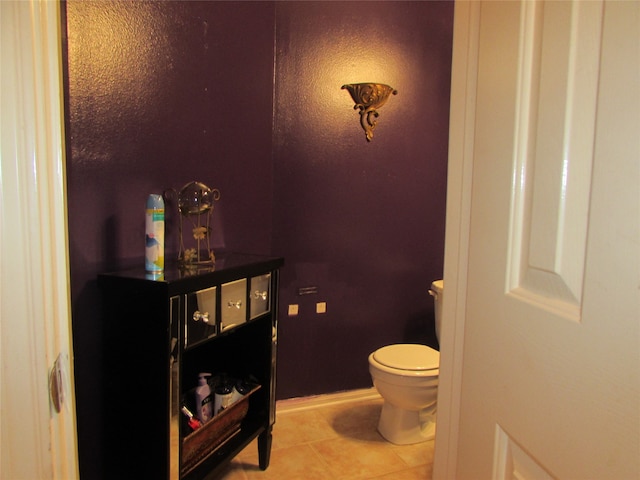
186;286;217;348
221;278;247;331
250;273;271;320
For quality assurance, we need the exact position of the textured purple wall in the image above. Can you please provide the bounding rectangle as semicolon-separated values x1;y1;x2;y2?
64;0;452;476
63;2;275;477
272;1;453;398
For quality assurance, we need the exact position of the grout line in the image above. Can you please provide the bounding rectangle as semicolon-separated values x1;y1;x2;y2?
276;387;381;414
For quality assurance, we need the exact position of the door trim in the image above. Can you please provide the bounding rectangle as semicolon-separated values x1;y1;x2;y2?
0;1;79;478
432;2;480;478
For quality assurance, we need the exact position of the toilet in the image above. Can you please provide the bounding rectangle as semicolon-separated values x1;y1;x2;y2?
368;280;443;445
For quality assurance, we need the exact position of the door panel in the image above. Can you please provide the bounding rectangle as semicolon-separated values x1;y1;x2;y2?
508;1;600;318
454;1;639;479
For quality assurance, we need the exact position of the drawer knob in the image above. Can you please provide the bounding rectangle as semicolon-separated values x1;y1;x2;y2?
193;311;211;323
227;300;242;309
253;290;268;300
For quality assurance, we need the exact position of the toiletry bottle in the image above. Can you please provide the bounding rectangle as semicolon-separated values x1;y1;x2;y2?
214;376;234;415
145;194;165;272
230;378;251;404
194;373;213;423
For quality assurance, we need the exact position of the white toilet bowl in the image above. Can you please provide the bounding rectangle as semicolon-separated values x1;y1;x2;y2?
368;344;440;444
368;280;443;445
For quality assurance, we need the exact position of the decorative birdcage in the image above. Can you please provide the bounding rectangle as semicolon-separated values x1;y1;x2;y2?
176;181;220;269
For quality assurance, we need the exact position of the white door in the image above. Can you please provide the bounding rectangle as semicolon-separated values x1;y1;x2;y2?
1;1;79;478
436;1;639;479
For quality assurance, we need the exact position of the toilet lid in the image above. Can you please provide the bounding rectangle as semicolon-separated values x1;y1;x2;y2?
373;344;439;371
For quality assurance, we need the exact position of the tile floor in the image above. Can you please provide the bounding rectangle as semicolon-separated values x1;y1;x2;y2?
217;390;435;479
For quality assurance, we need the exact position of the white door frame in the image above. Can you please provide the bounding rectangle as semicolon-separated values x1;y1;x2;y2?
1;1;79;478
433;2;480;478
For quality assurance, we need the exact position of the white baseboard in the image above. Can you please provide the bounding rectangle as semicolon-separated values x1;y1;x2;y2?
276;387;381;414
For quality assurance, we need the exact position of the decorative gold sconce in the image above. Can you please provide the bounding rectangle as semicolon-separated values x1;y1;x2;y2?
342;83;397;141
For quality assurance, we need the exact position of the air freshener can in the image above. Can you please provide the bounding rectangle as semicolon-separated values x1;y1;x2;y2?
145;194;165;272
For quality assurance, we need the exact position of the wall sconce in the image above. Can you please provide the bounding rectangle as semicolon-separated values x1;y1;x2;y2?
342;83;397;142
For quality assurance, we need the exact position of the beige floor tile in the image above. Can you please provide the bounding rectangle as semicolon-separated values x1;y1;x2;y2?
372;463;432;480
216;461;249;480
270;409;339;450
215;395;435;480
389;438;435;467
310;436;410;479
235;437;259;459
316;399;385;440
237;444;334;480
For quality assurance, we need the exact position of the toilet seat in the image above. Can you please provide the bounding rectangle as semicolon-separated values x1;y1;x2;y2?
373;344;439;372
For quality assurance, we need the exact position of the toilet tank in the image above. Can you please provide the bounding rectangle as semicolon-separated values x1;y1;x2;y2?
429;280;444;342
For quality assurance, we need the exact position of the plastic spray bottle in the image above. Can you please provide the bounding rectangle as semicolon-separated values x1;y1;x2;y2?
145;194;165;272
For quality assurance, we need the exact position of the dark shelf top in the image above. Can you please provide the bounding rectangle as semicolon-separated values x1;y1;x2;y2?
98;252;284;294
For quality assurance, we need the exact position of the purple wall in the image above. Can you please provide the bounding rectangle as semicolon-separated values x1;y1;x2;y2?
63;1;452;477
63;2;276;477
272;1;453;398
